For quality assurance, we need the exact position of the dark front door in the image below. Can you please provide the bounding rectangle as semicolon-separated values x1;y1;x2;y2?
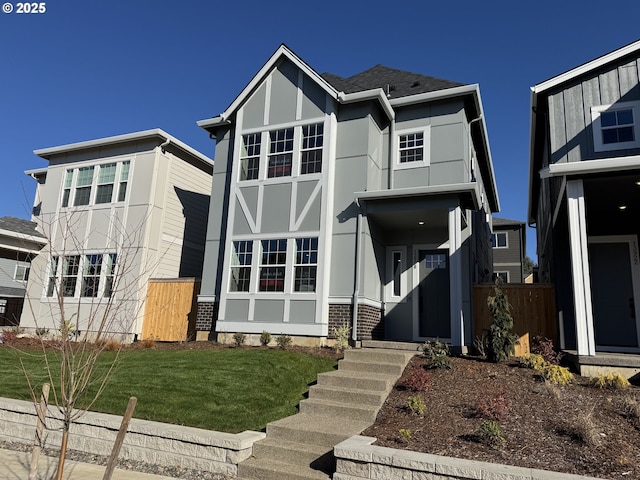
589;241;638;348
418;250;450;338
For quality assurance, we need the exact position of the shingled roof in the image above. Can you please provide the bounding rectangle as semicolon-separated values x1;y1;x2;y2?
0;216;45;238
321;65;465;99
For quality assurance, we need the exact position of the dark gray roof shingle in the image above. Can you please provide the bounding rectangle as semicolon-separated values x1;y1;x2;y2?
0;216;45;238
321;65;465;99
493;217;525;226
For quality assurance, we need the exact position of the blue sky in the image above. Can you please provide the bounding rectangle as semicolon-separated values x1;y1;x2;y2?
2;0;639;260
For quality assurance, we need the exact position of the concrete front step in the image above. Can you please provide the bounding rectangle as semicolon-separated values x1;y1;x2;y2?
344;347;416;364
361;340;423;352
308;384;386;406
338;358;406;375
252;438;334;471
238;457;329;480
299;397;378;422
316;369;396;392
266;413;370;448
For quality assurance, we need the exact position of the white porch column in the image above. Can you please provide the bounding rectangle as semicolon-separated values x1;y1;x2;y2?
566;179;596;356
449;206;464;347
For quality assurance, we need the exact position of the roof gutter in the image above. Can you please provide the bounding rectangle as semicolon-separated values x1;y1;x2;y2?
338;89;395;121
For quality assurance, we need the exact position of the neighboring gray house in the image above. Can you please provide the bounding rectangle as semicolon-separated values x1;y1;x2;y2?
20;129;213;340
0;216;46;326
529;39;640;361
195;45;499;349
491;217;526;283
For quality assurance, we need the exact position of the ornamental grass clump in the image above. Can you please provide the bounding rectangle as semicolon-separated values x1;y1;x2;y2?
476;420;506;447
422;339;452;369
590;372;630;389
407;395;426;416
543;364;574;385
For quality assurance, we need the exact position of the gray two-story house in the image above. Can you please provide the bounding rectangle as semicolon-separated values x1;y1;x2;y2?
529;39;640;368
491;217;526;283
196;45;499;349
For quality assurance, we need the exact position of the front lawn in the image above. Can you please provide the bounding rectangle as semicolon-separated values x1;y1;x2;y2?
0;345;337;433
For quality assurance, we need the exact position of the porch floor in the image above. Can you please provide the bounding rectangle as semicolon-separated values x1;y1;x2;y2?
563;350;640;381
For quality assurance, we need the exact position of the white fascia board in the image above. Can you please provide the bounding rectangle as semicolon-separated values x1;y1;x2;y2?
216;45;339;123
540;155;640;179
0;228;47;247
34;129;212;168
338;89;395;120
196;116;230;130
355;182;480;209
533;39;640;95
24;167;47;176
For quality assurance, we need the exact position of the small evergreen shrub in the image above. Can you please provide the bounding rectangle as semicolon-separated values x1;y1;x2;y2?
276;334;292;350
232;332;246;347
531;335;562;364
486;281;518;363
474;392;511;421
332;321;351;352
407;395;426;416
398;429;412;443
517;353;547;371
260;331;272;346
590;372;630;389
476;420;506;446
402;366;431;392
543;364;573;385
422;339;452;369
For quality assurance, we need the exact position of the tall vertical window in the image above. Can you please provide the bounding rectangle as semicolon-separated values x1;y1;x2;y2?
230;241;252;292
300;124;323;174
74;166;94;206
399;132;424;163
268;128;294;178
103;254;117;297
259;239;287;291
392;251;402;297
95;163;116;204
82;254;102;297
240;133;261;181
117;161;130;202
62;255;80;297
61;170;73;207
47;256;59;297
294;238;318;292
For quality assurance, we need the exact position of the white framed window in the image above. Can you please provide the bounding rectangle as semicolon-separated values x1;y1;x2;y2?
259;239;287;291
230;240;253;292
386;247;407;300
591;102;640;152
268;128;294;178
0;299;6;315
46;253;117;298
14;264;30;282
300;124;323;174
240;133;261;181
396;126;430;169
491;232;508;248
61;161;131;208
294;238;318;292
493;271;509;283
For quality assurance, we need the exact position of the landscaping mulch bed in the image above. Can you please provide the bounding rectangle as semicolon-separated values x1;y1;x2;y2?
363;355;640;480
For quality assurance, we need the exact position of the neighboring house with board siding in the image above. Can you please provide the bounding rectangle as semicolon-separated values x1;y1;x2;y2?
195;45;500;350
529;39;640;365
0;216;46;326
20;129;213;340
491;217;526;283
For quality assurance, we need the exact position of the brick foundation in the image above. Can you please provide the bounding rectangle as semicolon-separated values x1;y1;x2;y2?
328;303;384;341
195;301;218;332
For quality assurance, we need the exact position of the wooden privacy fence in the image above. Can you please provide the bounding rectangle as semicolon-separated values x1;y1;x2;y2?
142;278;201;341
473;283;557;355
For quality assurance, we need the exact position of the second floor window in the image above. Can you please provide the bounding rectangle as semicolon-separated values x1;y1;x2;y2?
491;232;507;248
61;161;131;209
592;102;640;152
268;128;294;178
399;132;424;163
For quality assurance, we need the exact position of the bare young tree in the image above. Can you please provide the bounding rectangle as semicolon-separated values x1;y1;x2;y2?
17;209;159;479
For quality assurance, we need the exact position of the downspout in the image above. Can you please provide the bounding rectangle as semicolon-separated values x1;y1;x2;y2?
352;199;363;342
159;138;171;154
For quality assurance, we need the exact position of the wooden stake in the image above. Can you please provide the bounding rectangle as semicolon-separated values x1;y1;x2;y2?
29;383;50;480
102;397;137;480
55;429;68;480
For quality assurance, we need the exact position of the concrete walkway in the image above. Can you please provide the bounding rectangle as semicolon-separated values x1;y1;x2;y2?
0;449;178;480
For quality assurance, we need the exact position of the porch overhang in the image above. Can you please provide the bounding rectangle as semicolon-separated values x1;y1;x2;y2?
355;183;480;210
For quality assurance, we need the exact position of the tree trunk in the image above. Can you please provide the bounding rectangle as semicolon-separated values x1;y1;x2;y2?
55;429;69;480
